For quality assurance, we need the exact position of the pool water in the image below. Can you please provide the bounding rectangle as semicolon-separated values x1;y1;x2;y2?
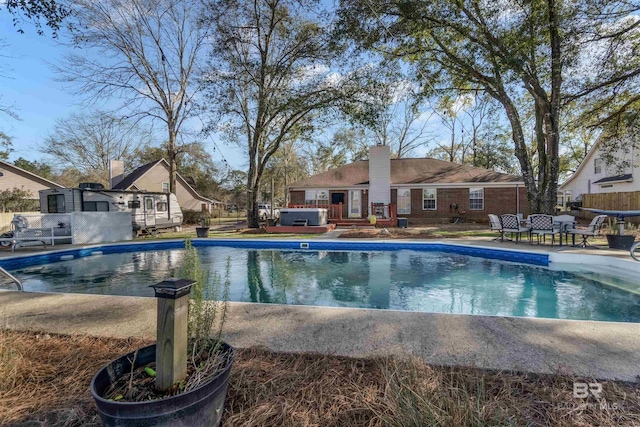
7;247;640;322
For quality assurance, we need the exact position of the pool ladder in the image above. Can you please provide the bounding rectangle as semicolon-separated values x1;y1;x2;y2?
0;266;22;291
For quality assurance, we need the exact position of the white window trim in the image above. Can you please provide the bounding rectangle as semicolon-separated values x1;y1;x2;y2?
162;182;170;192
397;188;411;214
594;158;603;174
469;187;484;211
422;188;437;211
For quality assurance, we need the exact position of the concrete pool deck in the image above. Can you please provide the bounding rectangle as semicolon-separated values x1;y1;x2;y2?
1;290;639;382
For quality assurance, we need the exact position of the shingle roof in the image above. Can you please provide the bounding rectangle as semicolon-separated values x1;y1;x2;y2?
112;159;163;190
289;158;522;188
593;174;633;184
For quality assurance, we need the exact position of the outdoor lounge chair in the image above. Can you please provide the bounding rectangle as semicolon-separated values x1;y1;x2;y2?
529;214;559;246
500;214;530;243
488;214;503;241
566;215;607;248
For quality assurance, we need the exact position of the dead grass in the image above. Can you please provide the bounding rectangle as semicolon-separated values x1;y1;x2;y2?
2;329;639;427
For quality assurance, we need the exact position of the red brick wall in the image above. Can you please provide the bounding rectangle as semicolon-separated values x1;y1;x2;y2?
291;186;529;223
403;187;528;223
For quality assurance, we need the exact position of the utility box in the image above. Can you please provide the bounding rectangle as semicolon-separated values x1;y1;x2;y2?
279;208;328;226
397;218;408;228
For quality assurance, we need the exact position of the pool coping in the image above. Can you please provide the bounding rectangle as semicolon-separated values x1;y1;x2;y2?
1;290;639;382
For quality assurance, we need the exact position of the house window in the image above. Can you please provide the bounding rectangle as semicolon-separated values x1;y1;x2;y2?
305;189;329;205
162;182;170;192
397;188;411;214
47;194;65;213
469;188;484;210
422;188;437;210
594;158;603;174
83;201;109;211
201;203;208;212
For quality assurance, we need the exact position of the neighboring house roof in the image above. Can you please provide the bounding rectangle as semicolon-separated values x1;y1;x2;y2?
593;173;632;184
0;160;64;189
289;158;522;188
113;158;221;204
112;159;163;191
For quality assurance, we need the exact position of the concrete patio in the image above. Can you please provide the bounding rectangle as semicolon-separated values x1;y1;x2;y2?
1;290;639;382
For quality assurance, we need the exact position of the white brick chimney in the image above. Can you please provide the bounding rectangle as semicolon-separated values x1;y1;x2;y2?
368;145;391;206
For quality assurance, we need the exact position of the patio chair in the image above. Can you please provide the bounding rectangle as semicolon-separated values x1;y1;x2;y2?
529;214;559;246
500;214;530;243
488;214;503;241
553;214;577;245
566;215;607;248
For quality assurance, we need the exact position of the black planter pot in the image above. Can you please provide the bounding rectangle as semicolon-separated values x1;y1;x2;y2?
90;343;234;427
606;234;635;250
195;227;210;238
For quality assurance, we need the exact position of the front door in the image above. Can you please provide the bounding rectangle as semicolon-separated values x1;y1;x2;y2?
144;196;156;227
348;190;361;218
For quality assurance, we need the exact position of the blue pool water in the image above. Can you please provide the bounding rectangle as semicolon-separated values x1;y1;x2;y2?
5;245;640;323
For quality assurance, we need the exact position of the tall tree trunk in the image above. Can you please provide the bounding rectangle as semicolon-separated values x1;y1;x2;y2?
247;160;260;228
168;127;178;194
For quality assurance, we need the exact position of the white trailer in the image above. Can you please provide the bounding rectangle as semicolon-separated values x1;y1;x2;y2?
39;188;183;235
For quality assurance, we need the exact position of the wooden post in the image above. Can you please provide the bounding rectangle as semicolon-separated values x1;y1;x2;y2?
150;278;195;392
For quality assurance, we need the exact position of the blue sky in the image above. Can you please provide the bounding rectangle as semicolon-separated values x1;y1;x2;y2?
0;14;247;169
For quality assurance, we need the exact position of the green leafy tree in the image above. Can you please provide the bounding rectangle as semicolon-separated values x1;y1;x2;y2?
13;157;54;180
5;0;69;35
337;0;626;213
0;132;13;160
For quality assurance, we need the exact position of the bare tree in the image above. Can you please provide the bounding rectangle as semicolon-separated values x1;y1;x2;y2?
56;0;207;193
205;0;365;228
41;111;150;185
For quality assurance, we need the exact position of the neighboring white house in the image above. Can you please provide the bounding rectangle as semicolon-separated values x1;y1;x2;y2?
560;136;640;203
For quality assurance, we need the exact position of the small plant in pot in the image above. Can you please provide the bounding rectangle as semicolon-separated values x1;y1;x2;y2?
90;240;234;426
196;216;211;238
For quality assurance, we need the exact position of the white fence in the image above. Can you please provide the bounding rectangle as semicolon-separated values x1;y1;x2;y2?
8;212;132;247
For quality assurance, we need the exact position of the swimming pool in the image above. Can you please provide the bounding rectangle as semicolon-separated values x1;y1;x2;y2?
2;240;639;323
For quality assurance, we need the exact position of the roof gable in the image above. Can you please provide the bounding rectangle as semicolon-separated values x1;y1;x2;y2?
113;158;221;203
0;160;64;189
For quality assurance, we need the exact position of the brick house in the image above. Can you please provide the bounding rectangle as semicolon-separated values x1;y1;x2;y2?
287;146;529;223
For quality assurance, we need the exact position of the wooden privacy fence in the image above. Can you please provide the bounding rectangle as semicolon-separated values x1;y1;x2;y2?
583;192;640;224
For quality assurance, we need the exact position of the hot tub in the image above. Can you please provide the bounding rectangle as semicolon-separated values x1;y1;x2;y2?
279;208;328;226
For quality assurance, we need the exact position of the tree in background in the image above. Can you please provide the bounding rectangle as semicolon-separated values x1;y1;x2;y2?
58;0;207;194
305;127;369;175
337;0;634;213
13;157;55;180
0;188;37;212
346;66;435;158
134;141;223;201
205;0;366;228
41;112;149;186
5;0;70;35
